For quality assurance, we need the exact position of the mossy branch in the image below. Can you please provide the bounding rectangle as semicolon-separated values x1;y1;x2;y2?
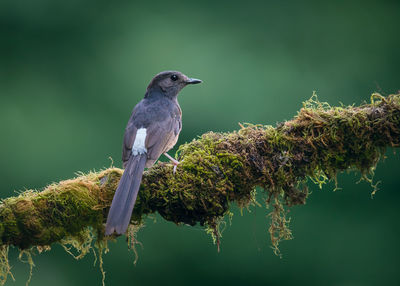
0;93;399;281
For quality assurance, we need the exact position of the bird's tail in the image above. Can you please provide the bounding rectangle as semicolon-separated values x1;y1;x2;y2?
105;154;147;235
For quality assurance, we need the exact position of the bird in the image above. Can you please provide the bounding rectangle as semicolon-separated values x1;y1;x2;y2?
105;71;202;236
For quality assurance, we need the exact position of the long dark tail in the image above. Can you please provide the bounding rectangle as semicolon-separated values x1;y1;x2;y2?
105;154;147;235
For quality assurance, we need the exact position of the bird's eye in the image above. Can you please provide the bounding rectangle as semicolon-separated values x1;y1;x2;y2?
170;74;178;81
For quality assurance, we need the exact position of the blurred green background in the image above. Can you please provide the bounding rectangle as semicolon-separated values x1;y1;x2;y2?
1;0;399;285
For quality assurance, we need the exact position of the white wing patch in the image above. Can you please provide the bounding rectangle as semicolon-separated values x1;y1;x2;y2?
132;128;147;156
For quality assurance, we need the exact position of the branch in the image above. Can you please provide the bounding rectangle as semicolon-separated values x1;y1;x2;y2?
0;93;399;272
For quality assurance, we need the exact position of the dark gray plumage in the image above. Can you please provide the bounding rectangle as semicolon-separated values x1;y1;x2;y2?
105;71;202;235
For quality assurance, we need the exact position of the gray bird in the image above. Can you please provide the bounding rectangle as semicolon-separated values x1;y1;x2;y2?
105;71;202;235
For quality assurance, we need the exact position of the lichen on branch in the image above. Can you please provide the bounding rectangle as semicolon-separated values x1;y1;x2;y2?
0;93;399;284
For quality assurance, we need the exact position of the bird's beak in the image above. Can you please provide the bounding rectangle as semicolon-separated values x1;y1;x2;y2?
186;78;202;84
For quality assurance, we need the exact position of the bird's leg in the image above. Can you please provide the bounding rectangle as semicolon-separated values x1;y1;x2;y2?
164;153;180;174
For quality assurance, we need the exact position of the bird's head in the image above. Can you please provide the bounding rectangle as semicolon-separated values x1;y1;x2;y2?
146;71;202;98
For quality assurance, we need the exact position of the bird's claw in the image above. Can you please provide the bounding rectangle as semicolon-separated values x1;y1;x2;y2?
164;153;180;175
172;160;180;174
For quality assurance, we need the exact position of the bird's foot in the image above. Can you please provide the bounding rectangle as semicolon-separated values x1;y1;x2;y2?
172;161;179;174
164;153;180;174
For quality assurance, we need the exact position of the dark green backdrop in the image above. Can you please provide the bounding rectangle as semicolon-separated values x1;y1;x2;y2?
1;0;399;285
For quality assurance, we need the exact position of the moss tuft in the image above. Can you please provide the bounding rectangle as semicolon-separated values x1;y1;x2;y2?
0;246;14;285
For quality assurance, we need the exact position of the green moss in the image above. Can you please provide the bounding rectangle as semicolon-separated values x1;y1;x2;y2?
0;93;399;283
134;132;248;226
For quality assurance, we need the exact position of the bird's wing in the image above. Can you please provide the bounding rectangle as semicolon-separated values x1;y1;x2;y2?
122;99;181;166
145;115;181;161
122;121;138;165
122;104;143;166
